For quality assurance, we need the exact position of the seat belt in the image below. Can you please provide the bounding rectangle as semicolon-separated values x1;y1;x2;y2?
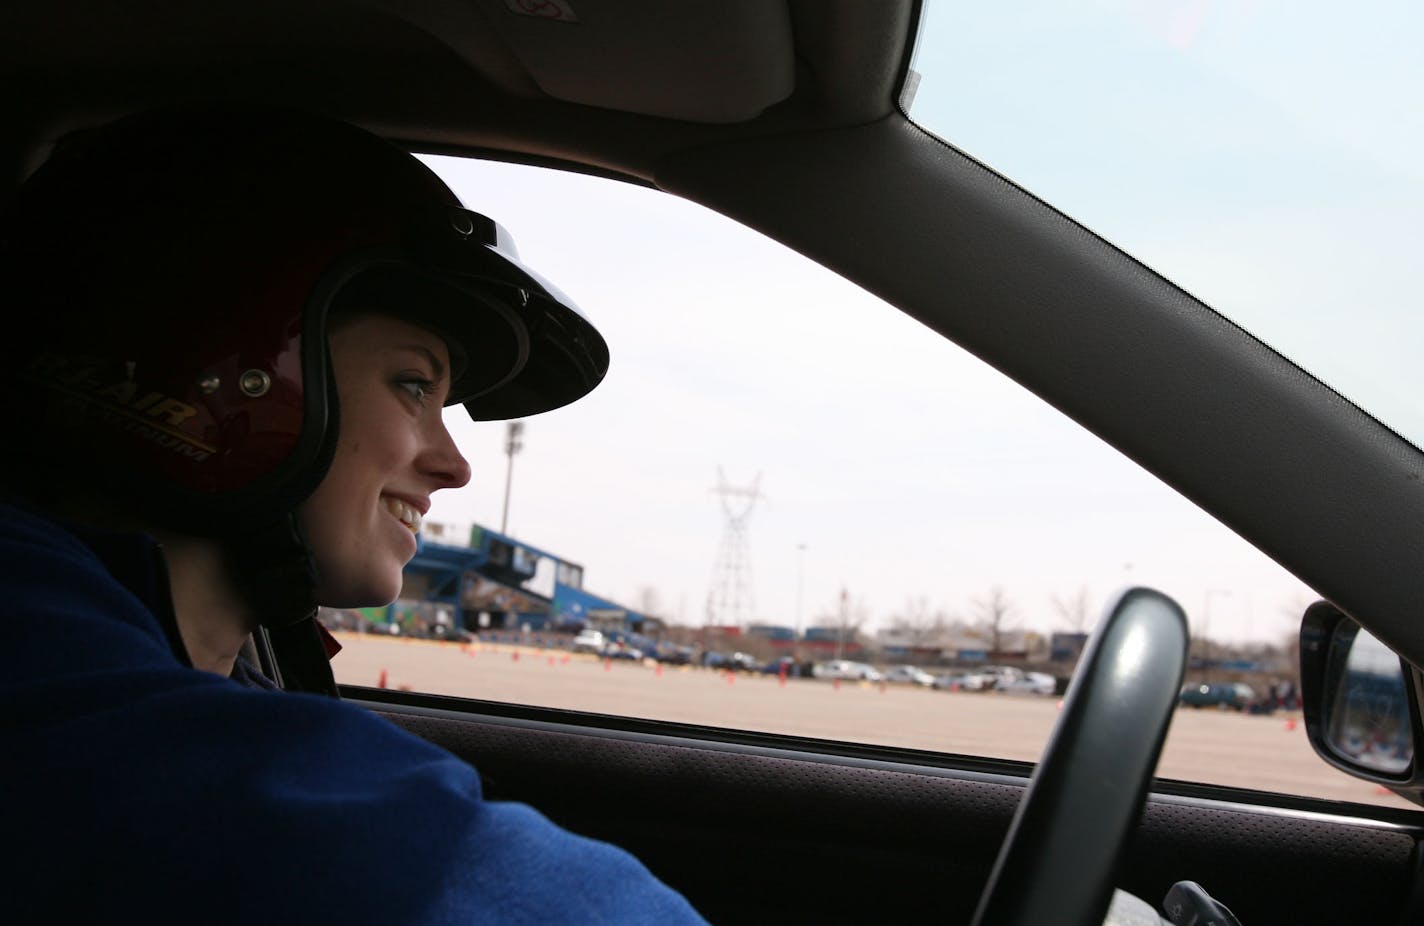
256;618;340;697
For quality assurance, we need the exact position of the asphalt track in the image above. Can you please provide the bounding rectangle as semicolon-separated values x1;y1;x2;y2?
331;633;1416;811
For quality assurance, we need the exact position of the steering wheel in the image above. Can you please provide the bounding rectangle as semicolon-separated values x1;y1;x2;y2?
971;587;1189;926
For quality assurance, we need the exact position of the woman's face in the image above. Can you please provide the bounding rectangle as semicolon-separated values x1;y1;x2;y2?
298;314;472;607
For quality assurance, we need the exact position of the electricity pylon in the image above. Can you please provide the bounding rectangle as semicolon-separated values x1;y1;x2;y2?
705;467;763;629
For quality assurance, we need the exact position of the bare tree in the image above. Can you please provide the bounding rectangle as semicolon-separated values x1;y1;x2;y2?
637;585;664;619
1277;592;1317;639
886;595;948;647
972;586;1019;655
1269;591;1319;671
811;589;873;659
1051;586;1094;633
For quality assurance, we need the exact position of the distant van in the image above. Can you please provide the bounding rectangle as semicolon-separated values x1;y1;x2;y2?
1179;682;1256;711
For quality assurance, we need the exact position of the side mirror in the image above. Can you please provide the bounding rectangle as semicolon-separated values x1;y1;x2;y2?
1299;602;1424;805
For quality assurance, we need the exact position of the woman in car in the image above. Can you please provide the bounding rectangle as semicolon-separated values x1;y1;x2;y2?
0;104;706;923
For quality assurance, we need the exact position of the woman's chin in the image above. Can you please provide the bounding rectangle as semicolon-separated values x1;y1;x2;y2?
316;574;403;611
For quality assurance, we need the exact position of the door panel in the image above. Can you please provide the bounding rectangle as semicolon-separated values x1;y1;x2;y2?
357;689;1420;925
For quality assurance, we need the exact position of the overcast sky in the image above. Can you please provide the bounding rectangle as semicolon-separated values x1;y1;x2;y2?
413;2;1419;648
418;155;1310;648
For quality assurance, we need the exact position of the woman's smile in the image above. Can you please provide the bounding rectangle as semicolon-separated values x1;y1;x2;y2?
381;495;424;534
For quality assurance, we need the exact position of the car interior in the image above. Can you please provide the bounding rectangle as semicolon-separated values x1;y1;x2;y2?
7;2;1424;923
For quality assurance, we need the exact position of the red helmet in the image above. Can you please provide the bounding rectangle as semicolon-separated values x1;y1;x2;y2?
2;103;608;533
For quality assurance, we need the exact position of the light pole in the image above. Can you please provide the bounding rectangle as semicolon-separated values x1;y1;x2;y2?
835;587;848;662
1201;589;1232;682
794;543;806;659
500;420;524;535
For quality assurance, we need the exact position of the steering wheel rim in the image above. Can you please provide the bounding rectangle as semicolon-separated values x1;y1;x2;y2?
971;586;1189;926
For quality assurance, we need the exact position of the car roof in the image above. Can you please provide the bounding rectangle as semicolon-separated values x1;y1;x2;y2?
1;1;904;186
4;1;1421;667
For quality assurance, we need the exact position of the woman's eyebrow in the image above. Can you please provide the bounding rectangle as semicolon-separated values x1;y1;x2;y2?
392;343;447;380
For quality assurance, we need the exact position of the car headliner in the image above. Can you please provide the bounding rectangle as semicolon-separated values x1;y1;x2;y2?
4;0;1421;672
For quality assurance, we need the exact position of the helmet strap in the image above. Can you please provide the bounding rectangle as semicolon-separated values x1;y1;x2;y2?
227;513;339;697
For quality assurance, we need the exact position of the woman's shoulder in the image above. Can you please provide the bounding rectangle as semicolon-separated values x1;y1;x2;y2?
0;499;103;558
0;499;179;674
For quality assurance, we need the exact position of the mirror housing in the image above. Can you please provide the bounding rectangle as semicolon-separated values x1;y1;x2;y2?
1299;601;1424;806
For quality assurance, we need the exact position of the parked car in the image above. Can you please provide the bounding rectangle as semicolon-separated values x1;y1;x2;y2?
728;652;759;672
999;671;1059;697
882;665;936;687
652;643;696;665
700;651;731;670
757;656;801;677
932;672;970;691
10;4;1424;924
1179;682;1258;711
954;665;1022;691
601;642;645;662
811;660;885;683
570;629;606;654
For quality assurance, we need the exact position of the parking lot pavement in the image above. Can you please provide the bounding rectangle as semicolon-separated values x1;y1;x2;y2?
331;634;1413;810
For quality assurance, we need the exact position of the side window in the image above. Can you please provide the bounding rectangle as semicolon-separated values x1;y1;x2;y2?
328;156;1401;809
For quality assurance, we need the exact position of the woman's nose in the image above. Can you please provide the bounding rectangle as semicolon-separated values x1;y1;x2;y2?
421;419;472;490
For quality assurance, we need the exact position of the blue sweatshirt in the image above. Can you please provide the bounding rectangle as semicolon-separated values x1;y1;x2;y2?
1;503;707;924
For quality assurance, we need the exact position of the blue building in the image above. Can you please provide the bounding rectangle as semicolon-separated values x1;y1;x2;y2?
384;522;660;638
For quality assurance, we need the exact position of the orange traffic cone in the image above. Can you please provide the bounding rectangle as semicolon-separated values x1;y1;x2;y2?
377;668;388;689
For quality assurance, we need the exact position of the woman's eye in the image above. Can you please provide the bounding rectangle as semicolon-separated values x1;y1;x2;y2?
395;377;437;405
